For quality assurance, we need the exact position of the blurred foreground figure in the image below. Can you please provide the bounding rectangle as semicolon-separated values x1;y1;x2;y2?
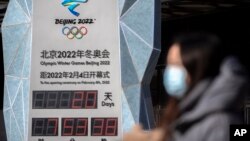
123;32;249;141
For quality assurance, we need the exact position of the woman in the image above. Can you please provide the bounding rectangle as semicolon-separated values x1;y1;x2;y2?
123;32;249;141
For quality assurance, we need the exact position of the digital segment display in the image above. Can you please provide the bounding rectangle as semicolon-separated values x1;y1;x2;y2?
33;91;97;109
62;118;88;136
91;118;118;136
32;118;58;136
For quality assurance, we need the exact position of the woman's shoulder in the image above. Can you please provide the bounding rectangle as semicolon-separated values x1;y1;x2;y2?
199;112;240;141
203;112;240;130
173;112;239;141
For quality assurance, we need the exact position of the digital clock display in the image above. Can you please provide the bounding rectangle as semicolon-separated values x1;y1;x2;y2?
32;117;118;137
33;91;97;109
62;118;88;136
32;118;58;136
91;118;118;136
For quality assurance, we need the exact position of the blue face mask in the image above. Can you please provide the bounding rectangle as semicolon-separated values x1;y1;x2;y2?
163;65;188;99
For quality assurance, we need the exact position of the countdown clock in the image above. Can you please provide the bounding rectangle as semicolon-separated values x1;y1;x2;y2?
28;0;122;141
3;0;160;139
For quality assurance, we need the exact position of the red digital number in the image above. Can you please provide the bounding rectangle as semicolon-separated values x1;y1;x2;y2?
46;119;58;136
63;119;74;136
105;119;117;136
72;92;84;109
76;119;88;136
32;118;59;136
85;92;97;109
92;119;104;136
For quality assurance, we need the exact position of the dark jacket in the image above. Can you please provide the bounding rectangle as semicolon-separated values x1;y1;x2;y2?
169;57;249;141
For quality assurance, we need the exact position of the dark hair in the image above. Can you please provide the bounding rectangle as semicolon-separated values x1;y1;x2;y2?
160;32;225;141
176;32;224;88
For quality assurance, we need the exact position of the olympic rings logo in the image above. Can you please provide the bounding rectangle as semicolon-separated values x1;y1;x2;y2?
62;26;88;39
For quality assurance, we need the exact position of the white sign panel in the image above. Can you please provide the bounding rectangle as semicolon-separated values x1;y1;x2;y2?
29;0;122;141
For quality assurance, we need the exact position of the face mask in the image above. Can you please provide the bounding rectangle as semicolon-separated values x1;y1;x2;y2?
163;65;188;99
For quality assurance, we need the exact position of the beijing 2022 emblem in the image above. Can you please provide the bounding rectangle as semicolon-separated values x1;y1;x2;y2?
62;0;88;17
60;0;92;40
